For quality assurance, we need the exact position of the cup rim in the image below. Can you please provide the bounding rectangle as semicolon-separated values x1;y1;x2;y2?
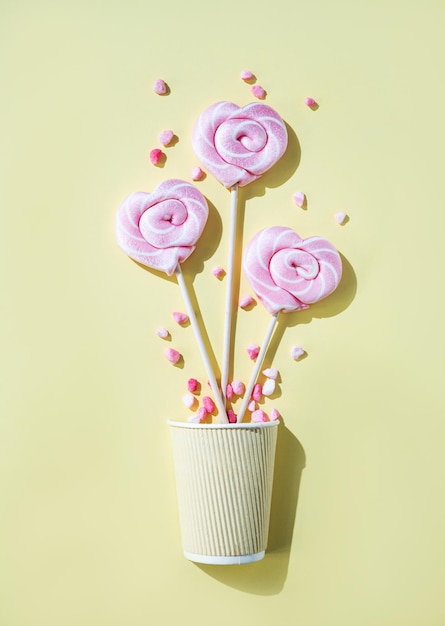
167;419;280;430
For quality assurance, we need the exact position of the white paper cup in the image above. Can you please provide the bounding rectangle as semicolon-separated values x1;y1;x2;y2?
168;420;279;565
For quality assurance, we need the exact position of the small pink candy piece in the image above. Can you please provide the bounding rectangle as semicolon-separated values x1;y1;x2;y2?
251;85;265;99
197;406;208;422
270;408;280;421
227;409;237;424
262;378;276;397
182;393;196;409
335;211;347;224
304;97;317;107
226;383;234;401
156;327;169;339
291;345;305;360
252;383;262;402
187;378;199;393
248;400;257;412
212;265;225;278
159;130;174;146
247;344;260;360
231;380;245;396
153;79;167;95
173;311;189;325
262;367;278;379
239;295;254;309
149;148;164;165
252;409;268;423
202;396;215;413
164;348;181;364
187;413;201;424
191;166;205;181
240;70;255;81
293;191;305;207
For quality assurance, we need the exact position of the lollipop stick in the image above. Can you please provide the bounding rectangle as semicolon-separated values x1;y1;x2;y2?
236;313;280;423
221;183;239;402
175;265;228;423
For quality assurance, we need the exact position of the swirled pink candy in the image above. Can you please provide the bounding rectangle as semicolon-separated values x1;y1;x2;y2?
243;226;342;315
115;179;208;276
192;101;288;188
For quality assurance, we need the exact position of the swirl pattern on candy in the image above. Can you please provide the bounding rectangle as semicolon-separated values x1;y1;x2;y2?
192;101;288;188
243;226;342;315
115;179;208;276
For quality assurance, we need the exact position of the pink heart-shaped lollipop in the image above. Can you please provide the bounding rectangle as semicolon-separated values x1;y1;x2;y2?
115;179;208;275
192;101;288;188
243;226;342;315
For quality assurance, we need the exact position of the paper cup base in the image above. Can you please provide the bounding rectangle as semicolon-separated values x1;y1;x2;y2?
184;550;265;565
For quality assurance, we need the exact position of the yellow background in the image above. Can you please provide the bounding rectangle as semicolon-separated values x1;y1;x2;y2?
2;1;445;624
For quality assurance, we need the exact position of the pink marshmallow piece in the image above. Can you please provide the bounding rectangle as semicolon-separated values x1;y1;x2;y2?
239;295;254;309
212;265;225;278
173;311;189;325
202;396;216;414
187;413;201;424
164;348;181;364
246;344;260;360
262;378;276;397
252;409;268;423
182;393;196;409
153;79;168;95
304;97;317;107
197;406;208;422
226;383;234;401
270;408;280;421
293;191;306;207
335;211;347;224
227;409;237;423
251;85;265;99
252;383;262;402
240;70;255;81
248;400;257;412
187;378;200;393
159;130;174;146
291;345;305;360
191;166;205;181
156;327;169;339
231;380;245;396
149;148;164;165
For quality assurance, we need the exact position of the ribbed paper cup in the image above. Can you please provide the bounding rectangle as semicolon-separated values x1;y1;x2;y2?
168;420;279;565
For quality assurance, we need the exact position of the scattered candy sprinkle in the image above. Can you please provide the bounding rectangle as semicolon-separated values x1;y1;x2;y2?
252;409;268;423
182;393;196;409
187;378;199;393
149;148;164;165
202;396;216;413
335;211;348;224
153;79;168;95
156;327;169;339
291;345;305;360
173;311;189;325
231;380;245;396
247;344;260;360
251;85;265;99
191;166;205;181
239;295;254;308
304;97;317;108
212;265;225;278
263;368;278;379
240;70;255;81
159;130;174;146
262;378;276;396
164;348;181;364
293;191;306;207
